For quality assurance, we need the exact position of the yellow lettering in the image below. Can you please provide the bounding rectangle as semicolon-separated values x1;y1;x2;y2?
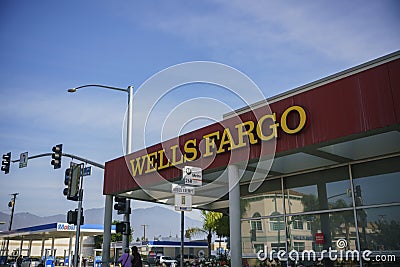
130;105;308;177
281;105;307;134
217;128;238;153
235;121;258;148
157;149;170;170
170;144;184;166
257;113;278;141
129;155;147;177
184;139;197;162
202;131;220;157
145;151;158;173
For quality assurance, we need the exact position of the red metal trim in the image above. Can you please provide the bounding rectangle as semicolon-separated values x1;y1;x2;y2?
104;58;400;195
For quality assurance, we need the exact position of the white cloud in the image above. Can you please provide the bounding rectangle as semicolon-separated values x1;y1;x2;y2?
142;1;400;63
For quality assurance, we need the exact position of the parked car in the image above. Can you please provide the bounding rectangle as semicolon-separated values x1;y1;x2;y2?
156;255;177;267
21;257;43;267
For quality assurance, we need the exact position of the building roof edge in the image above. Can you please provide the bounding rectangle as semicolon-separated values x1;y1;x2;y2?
225;50;400;118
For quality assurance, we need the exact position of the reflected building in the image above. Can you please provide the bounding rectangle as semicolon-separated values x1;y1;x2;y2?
242;190;315;254
240;156;400;266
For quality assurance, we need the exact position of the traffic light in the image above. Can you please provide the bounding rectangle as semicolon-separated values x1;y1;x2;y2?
115;221;130;235
63;164;82;201
355;185;362;197
355;185;362;206
1;152;11;174
63;168;72;199
114;196;130;215
67;209;84;225
51;144;63;169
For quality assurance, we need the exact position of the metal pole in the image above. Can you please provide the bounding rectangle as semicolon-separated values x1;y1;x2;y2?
66;84;133;265
5;193;18;256
8;193;18;231
123;86;134;252
11;152;105;169
141;225;148;241
74;166;84;267
62;153;105;169
228;165;242;267
180;211;184;267
102;195;113;267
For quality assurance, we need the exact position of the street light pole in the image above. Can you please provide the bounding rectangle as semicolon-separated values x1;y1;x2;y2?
123;85;134;252
68;84;134;264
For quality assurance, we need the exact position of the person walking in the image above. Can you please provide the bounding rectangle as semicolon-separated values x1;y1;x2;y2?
16;255;23;267
118;248;132;267
131;246;142;267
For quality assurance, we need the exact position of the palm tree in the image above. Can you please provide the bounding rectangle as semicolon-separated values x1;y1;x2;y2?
185;210;222;257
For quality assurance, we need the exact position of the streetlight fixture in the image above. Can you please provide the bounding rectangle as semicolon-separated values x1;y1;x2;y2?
68;84;134;266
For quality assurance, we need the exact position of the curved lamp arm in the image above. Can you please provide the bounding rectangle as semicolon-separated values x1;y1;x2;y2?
68;84;132;93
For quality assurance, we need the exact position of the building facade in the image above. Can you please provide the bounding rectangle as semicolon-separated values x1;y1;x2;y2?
104;51;400;267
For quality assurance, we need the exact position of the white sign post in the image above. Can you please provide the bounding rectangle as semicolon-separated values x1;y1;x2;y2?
183;166;202;186
176;166;202;267
174;194;192;211
172;184;195;195
173;184;194;211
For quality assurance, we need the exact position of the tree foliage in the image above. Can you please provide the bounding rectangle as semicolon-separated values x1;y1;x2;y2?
94;220;133;249
185;211;223;257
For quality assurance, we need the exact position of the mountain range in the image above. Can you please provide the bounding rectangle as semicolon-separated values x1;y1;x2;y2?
0;206;203;241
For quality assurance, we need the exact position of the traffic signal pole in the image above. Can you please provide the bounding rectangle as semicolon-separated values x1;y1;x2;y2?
73;167;84;267
4;193;18;256
10;152;105;169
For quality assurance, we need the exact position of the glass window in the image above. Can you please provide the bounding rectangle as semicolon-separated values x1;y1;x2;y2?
253;243;264;253
251;212;262;231
241;218;286;255
271;243;286;251
270;221;285;231
287;214;317;251
352;156;400;206
241;178;283;218
306;221;312;231
329;210;357;250
287;211;357;252
292;220;304;230
356;205;400;251
284;167;351;212
293;242;305;252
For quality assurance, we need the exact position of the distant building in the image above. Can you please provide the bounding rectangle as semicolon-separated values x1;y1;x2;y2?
0;223;113;261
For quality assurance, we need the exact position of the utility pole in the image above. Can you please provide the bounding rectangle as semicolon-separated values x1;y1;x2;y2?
8;193;18;231
5;193;19;256
141;225;148;241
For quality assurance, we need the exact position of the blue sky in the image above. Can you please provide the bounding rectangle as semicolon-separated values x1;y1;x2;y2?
0;0;399;222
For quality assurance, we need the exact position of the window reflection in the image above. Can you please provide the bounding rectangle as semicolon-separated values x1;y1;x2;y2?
240;157;400;266
241;179;283;218
251;212;262;231
284;167;350;212
357;206;400;251
352;156;400;206
241;217;286;256
287;214;318;252
329;210;357;250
